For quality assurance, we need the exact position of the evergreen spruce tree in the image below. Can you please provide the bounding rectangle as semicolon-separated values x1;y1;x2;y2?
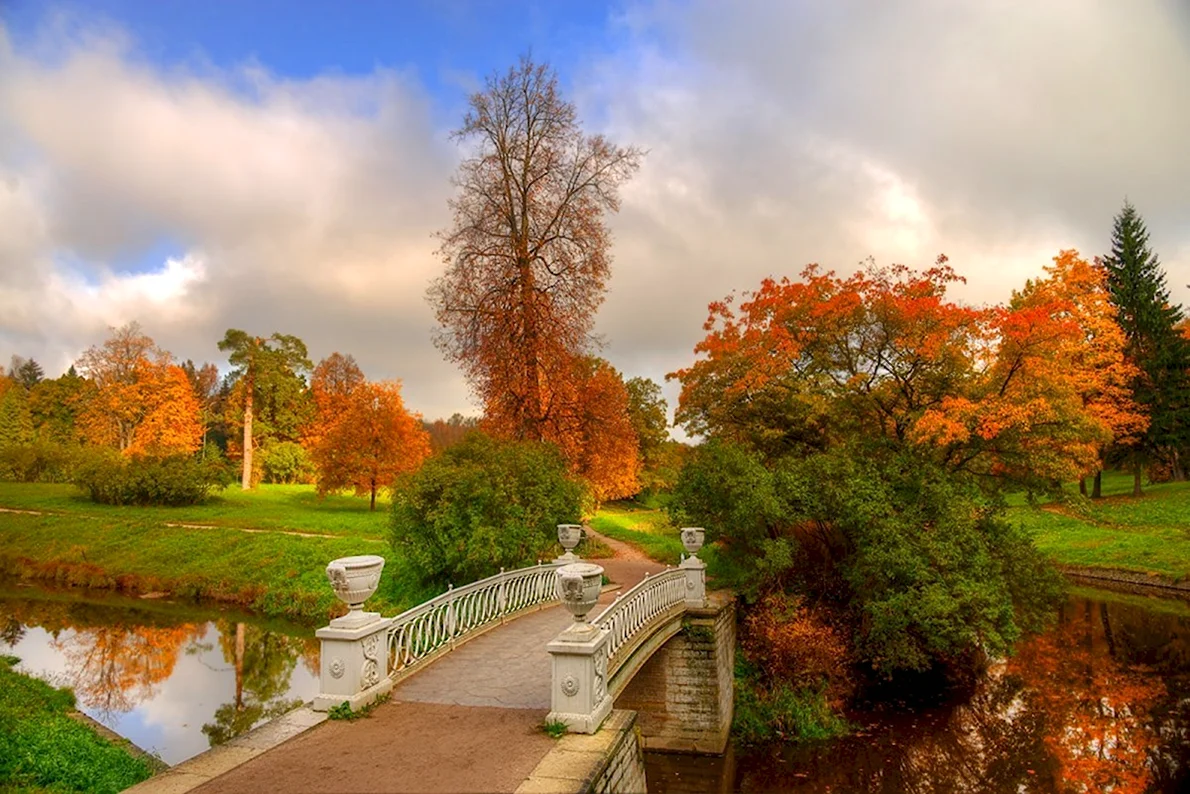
1103;201;1190;493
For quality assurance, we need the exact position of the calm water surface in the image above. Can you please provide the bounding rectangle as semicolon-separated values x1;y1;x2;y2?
646;590;1190;793
0;583;319;765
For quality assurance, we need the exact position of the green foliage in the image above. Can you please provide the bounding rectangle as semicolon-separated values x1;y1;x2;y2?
0;440;82;483
540;718;568;739
389;433;585;588
733;654;849;745
326;694;389;721
1103;201;1190;473
73;452;234;506
0;655;154;793
673;442;1065;676
260;441;314;484
0;385;34;447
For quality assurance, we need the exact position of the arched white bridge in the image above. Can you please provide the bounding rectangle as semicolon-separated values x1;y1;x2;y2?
312;527;712;738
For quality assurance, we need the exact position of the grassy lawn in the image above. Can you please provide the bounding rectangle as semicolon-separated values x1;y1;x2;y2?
0;655;154;793
1006;471;1190;580
0;482;389;540
0;482;436;623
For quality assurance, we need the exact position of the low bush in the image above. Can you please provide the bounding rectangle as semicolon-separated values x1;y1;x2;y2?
74;452;234;506
390;433;586;588
0;440;84;483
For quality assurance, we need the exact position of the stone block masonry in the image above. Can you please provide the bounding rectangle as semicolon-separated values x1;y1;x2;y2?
614;590;735;754
516;709;647;794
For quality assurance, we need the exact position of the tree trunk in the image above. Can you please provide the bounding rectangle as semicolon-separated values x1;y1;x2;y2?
1079;477;1087;496
241;386;253;490
370;480;377;512
1092;469;1102;499
519;257;543;441
1172;448;1186;482
1132;464;1142;497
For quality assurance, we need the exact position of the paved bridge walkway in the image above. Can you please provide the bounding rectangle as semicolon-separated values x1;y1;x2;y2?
190;531;664;794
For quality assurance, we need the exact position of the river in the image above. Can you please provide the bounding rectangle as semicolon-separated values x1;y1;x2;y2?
645;588;1190;793
3;582;1187;789
0;582;319;766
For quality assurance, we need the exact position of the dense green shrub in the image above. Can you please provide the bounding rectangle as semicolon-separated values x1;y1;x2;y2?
672;442;1064;676
390;433;586;588
0;440;83;483
74;452;234;506
260;441;314;484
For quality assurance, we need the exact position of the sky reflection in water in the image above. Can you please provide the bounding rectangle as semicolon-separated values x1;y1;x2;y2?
0;588;319;766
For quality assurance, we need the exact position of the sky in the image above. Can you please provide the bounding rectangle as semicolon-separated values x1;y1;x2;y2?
2;0;1189;432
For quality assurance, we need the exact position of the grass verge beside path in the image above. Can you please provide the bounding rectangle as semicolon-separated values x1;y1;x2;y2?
591;501;728;581
0;482;389;540
0;510;429;624
1008;472;1190;581
0;655;154;793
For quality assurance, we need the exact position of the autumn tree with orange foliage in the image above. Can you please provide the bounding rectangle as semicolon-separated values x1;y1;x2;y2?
675;257;1135;491
550;357;640;503
428;57;642;495
75;323;203;456
312;380;430;510
1013;251;1147;497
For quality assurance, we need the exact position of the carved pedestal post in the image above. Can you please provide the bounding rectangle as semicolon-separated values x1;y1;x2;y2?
679;527;707;608
546;562;612;734
313;555;394;712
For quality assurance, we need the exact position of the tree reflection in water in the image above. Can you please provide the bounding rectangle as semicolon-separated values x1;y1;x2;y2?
51;625;206;716
201;620;309;746
647;594;1190;794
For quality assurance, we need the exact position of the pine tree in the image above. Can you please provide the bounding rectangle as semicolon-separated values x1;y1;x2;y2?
1103;201;1190;491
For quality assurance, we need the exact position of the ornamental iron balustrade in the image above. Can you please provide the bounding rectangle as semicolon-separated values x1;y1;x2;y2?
591;568;688;677
386;561;564;679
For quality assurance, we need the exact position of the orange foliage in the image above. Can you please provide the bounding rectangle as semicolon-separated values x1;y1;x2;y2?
740;592;854;709
76;323;203;455
552;357;641;503
673;255;1140;485
305;352;365;448
312;380;431;510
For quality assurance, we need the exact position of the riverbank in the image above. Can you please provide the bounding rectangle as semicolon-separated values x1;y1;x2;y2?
0;654;156;793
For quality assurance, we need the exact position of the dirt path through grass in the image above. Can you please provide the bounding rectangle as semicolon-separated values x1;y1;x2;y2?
583;525;665;588
0;504;351;540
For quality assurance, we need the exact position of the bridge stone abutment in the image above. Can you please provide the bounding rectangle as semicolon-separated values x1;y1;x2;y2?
614;590;736;754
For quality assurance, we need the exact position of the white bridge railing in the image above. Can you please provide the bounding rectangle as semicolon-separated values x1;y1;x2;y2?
593;569;687;676
387;561;562;679
547;527;707;734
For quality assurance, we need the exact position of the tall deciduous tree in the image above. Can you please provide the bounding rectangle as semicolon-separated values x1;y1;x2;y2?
305;352;365;449
1102;201;1190;489
75;323;202;455
312;381;430;510
428;56;642;442
182;360;223;457
218;331;311;490
0;381;34;447
554;357;640;503
625;376;672;493
28;367;88;444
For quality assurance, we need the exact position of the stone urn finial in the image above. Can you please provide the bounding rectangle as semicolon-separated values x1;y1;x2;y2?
556;524;584;563
680;527;705;558
555;562;604;639
326;554;385;628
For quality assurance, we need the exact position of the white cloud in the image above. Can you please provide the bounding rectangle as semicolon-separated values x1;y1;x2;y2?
2;3;1188;429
